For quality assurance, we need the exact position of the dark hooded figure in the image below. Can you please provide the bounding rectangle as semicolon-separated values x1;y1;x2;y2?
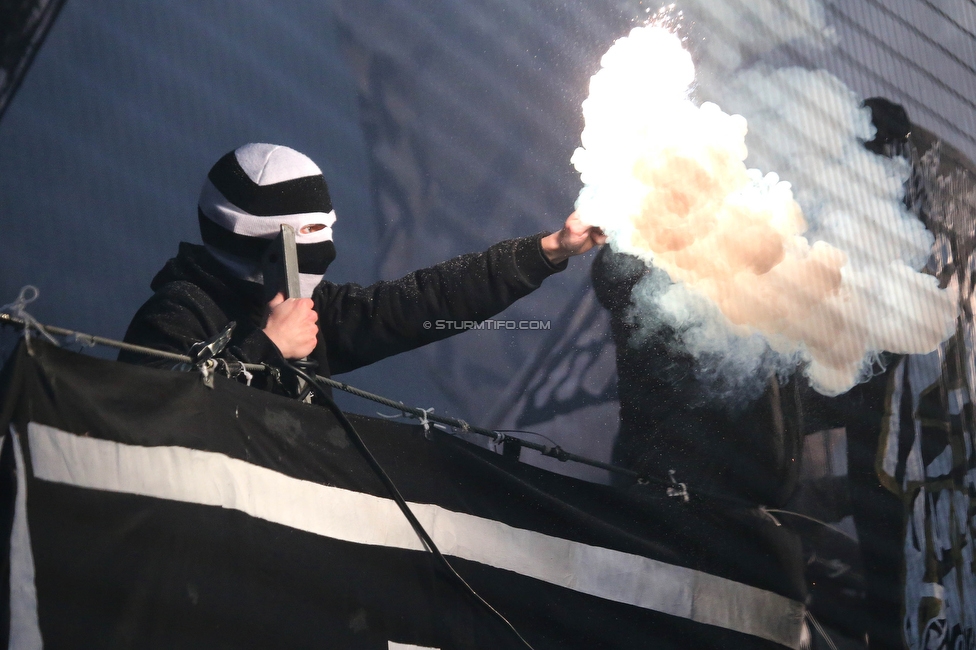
120;143;605;397
594;98;926;650
590;246;806;508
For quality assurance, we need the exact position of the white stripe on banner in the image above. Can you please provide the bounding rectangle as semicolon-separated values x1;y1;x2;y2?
27;423;805;648
8;427;43;650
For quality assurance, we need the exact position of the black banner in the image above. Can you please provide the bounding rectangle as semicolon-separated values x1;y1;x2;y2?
0;341;805;649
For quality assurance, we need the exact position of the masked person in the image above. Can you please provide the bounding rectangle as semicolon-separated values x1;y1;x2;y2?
119;143;604;397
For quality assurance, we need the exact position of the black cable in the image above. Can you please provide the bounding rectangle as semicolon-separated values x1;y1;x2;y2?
3;306;534;644
286;362;768;602
281;360;537;650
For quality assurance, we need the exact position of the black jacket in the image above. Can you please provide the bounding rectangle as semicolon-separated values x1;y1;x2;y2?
120;235;565;390
591;246;804;506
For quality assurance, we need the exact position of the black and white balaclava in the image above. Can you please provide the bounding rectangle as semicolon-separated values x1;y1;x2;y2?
198;143;337;298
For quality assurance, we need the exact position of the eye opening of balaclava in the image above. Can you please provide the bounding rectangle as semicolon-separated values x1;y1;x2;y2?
198;143;337;298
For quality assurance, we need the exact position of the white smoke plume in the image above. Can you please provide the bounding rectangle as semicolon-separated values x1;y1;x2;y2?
573;23;958;396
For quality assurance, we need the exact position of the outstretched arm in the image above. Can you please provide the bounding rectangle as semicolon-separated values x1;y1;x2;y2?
318;219;604;375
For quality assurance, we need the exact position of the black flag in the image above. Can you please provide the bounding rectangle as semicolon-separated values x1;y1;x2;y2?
0;341;805;648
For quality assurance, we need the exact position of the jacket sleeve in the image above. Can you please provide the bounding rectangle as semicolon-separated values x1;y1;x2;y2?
119;280;281;368
317;233;566;374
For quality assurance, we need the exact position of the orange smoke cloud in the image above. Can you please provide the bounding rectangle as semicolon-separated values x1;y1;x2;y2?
573;24;957;396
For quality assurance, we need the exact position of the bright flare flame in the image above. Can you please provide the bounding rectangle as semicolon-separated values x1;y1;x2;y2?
573;24;957;396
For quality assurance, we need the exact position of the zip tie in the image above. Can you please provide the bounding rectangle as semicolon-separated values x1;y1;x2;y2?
377;407;447;438
417;407;435;439
0;286;59;346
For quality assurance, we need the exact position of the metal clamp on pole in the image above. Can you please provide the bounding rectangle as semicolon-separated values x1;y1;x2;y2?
190;321;236;388
190;321;236;365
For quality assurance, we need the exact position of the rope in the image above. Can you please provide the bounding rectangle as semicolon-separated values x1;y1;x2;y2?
0;289;761;509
